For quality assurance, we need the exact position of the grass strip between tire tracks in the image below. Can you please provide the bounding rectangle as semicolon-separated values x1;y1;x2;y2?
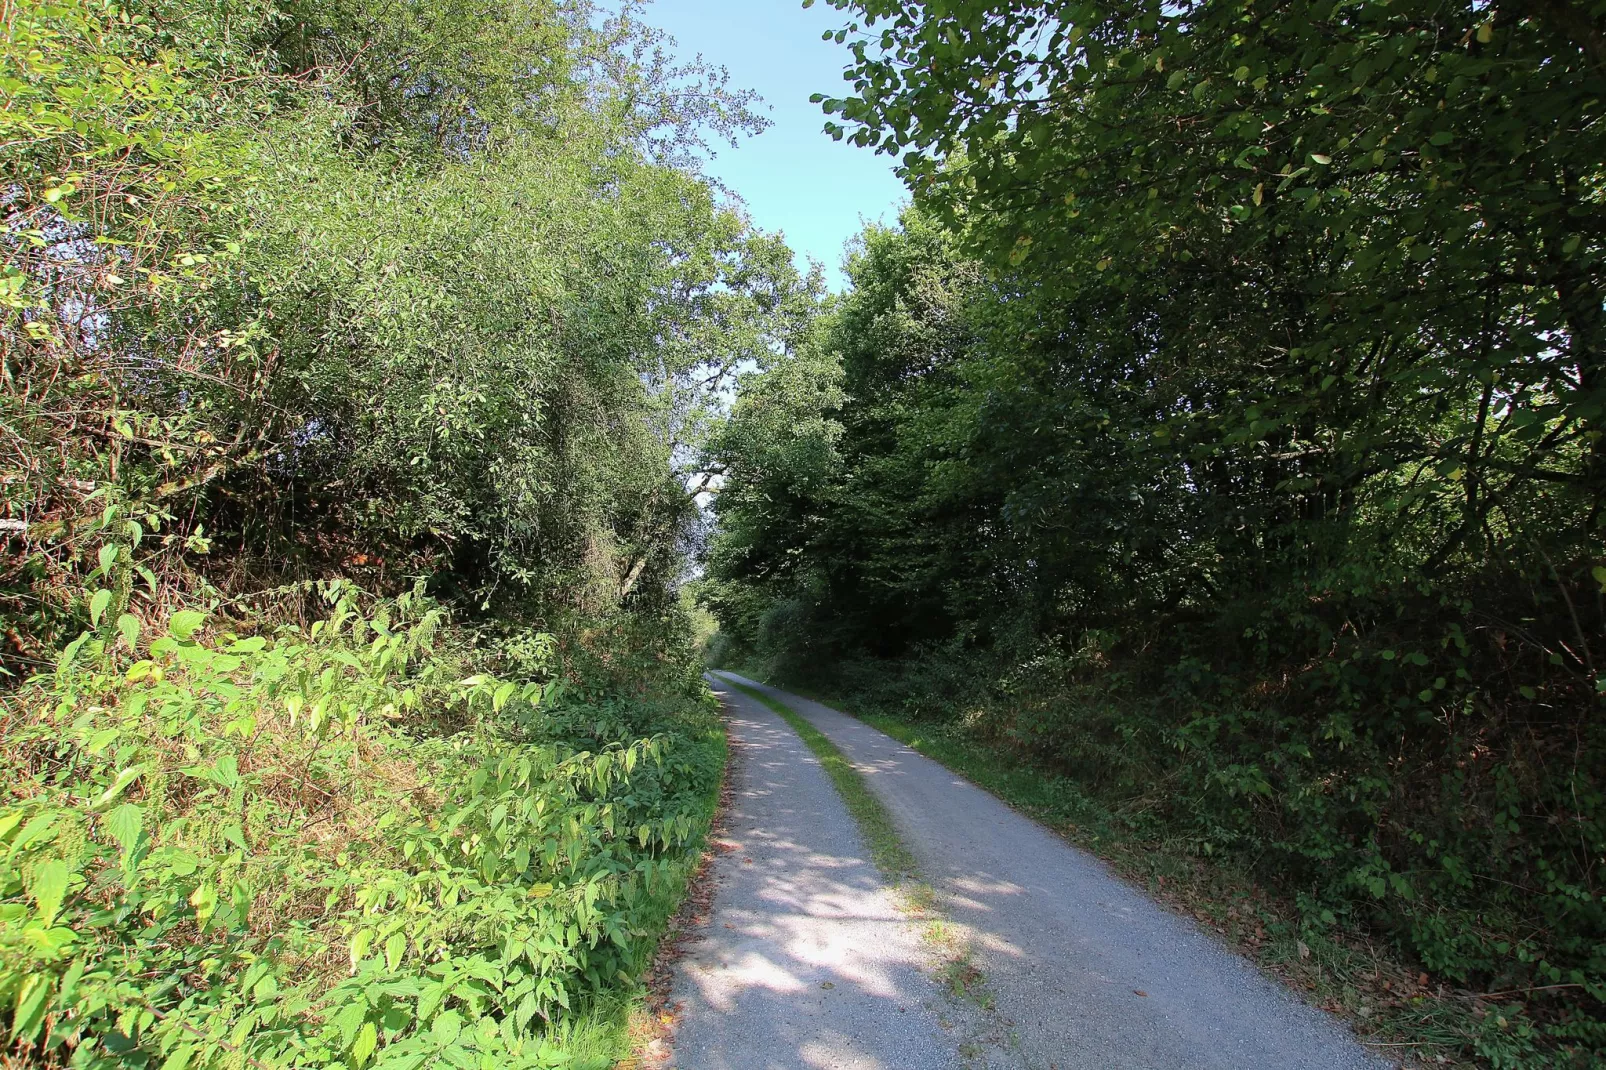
714;674;1020;1036
720;675;919;881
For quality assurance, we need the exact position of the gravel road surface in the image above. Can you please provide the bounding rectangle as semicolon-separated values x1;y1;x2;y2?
665;677;983;1070
699;672;1392;1070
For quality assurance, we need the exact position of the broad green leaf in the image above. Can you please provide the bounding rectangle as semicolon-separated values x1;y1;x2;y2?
8;812;57;856
29;859;70;925
94;765;145;809
493;681;516;711
168;609;206;641
432;1010;463;1046
351;928;375;966
106;804;142;860
189;881;217;922
335;1000;368;1046
353;1021;378;1065
160;1044;196;1070
10;974;52;1041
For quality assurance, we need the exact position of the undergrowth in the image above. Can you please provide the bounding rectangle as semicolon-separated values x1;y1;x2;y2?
1;581;724;1069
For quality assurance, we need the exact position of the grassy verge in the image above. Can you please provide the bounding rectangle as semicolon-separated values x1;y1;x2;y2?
505;705;729;1068
753;678;1487;1070
615;699;731;1067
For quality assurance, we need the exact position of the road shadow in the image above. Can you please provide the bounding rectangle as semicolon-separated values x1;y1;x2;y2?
663;683;970;1070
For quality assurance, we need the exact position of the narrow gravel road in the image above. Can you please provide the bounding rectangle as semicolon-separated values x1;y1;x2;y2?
665;677;988;1070
692;672;1392;1070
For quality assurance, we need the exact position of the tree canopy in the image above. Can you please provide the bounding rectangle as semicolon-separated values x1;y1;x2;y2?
2;0;820;673
705;0;1606;1061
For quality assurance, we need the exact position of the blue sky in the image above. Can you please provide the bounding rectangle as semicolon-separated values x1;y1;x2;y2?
643;0;908;290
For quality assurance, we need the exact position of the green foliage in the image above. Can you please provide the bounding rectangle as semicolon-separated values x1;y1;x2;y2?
1;0;762;1064
712;211;1606;1062
706;0;1606;1061
1;0;819;673
0;583;722;1067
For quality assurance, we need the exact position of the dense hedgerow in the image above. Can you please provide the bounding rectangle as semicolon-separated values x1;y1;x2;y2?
0;0;790;1064
0;580;722;1068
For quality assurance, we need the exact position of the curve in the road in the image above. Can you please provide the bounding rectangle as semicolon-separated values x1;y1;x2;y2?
699;672;1392;1070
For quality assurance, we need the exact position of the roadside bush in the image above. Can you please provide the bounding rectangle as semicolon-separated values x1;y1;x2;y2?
0;582;721;1068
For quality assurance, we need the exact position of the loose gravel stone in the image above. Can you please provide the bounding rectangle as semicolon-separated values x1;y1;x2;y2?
665;680;967;1070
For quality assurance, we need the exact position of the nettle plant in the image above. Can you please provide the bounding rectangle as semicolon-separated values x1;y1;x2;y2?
0;578;715;1068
